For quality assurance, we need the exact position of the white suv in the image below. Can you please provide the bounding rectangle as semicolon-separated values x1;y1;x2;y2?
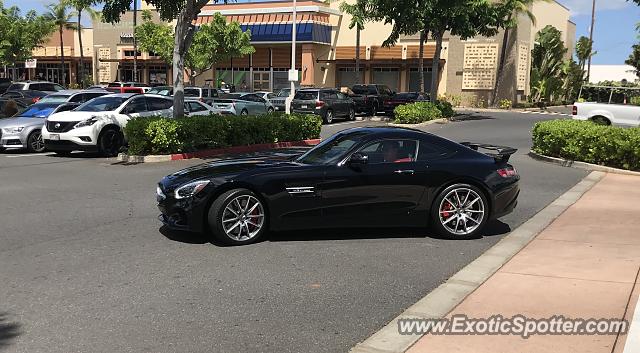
42;93;173;156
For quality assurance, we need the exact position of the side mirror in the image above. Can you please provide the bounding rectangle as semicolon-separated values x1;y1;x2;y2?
348;153;368;166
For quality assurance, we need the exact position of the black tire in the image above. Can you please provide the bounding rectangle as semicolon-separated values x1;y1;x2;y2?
240;109;249;116
26;130;45;153
591;116;611;125
208;188;268;246
98;127;123;157
0;147;5;153
324;109;334;124
267;107;274;113
369;101;378;117
348;107;356;121
430;183;489;240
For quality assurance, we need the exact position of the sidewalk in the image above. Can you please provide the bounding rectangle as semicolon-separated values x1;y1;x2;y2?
407;173;640;353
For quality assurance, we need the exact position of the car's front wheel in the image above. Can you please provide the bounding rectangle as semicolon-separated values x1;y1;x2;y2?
324;109;334;124
208;189;267;246
98;127;123;157
431;183;489;239
26;130;45;153
348;107;356;121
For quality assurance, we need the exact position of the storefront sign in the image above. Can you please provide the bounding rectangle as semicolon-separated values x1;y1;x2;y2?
25;59;37;68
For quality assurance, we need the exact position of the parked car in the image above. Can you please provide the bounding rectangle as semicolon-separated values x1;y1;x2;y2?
350;84;395;116
572;102;640;127
292;88;355;123
106;82;151;94
42;93;173;156
7;81;65;94
184;99;218;116
0;98;27;118
147;86;173;96
1;90;49;106
38;89;110;105
211;93;273;116
0;78;12;94
0;102;79;153
156;126;520;245
184;86;222;104
269;88;291;112
382;92;428;115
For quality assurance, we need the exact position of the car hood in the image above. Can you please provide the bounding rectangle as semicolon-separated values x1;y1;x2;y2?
0;117;45;128
47;111;113;122
161;156;302;189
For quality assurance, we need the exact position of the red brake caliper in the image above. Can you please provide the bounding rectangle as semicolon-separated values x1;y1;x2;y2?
442;201;453;219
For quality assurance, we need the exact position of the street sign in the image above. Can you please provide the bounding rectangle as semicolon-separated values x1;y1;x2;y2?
25;59;37;69
288;69;299;82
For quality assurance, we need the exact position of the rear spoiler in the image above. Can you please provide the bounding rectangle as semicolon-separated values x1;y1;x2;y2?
460;142;517;163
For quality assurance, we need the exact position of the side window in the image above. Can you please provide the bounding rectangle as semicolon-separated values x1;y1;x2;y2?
69;94;85;103
417;140;454;161
148;97;172;111
189;102;208;112
211;89;219;98
336;92;347;100
42;84;56;91
202;89;210;98
321;91;338;100
357;139;418;164
123;97;147;114
30;84;43;91
3;91;20;98
53;84;65;91
84;92;107;101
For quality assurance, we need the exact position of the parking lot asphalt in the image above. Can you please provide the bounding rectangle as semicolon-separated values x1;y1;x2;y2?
0;111;587;353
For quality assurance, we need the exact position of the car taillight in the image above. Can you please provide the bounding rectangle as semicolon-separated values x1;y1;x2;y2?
497;166;518;178
316;100;325;108
572;105;577;115
33;97;40;103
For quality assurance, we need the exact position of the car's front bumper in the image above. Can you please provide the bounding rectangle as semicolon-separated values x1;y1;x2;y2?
42;124;98;152
0;131;27;149
157;187;209;233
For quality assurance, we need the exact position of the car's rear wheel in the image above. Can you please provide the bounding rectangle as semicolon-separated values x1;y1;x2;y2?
369;101;378;117
98;127;123;157
26;130;45;153
240;109;249;116
431;183;488;239
267;107;274;113
348;107;356;121
324;109;334;124
208;189;267;246
591;116;611;125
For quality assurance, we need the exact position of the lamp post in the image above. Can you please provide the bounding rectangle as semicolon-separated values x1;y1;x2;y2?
587;0;596;82
133;0;138;82
285;0;297;114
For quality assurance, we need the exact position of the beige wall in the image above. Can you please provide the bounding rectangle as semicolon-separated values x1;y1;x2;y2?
73;28;94;58
531;1;574;60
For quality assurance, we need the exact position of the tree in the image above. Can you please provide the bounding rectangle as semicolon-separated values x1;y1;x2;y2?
575;36;595;74
339;1;368;84
69;0;99;87
135;12;254;86
491;0;550;107
102;0;218;118
530;25;566;102
0;2;55;72
626;44;640;79
362;0;510;102
44;0;77;87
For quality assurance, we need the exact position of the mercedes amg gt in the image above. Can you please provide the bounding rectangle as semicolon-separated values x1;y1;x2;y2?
157;127;520;245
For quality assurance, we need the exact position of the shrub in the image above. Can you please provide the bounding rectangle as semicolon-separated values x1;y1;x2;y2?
124;112;322;155
498;99;512;110
434;100;455;119
393;102;443;124
532;119;640;171
630;96;640;106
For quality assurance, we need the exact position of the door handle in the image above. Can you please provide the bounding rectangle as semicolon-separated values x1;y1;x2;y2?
394;169;415;175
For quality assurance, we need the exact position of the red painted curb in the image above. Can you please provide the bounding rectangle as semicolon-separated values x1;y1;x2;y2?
170;139;321;161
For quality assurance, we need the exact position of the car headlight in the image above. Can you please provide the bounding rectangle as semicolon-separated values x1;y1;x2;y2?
174;180;210;199
2;126;24;134
74;117;99;129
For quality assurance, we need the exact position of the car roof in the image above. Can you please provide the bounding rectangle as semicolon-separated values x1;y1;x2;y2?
338;126;432;138
103;93;139;98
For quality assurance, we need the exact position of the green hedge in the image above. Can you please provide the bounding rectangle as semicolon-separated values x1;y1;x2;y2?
434;100;455;119
532;119;640;171
124;113;323;155
393;102;443;124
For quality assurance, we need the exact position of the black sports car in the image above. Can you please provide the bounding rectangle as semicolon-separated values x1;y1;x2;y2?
157;127;520;245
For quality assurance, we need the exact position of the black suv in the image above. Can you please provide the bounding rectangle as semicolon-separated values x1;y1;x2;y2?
292;88;355;123
0;78;11;94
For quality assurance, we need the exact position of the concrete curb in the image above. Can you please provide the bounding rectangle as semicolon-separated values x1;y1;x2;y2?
117;139;321;164
528;151;640;176
357;116;392;122
387;118;448;128
350;171;606;353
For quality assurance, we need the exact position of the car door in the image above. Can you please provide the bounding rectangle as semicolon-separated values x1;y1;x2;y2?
320;138;428;227
336;92;352;115
119;96;148;123
321;91;339;116
147;97;173;117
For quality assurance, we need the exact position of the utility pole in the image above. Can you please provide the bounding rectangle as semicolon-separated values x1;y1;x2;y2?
587;0;596;82
285;0;297;114
133;0;138;82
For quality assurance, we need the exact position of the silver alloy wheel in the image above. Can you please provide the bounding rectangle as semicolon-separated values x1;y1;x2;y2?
325;110;333;123
30;131;44;152
438;187;485;236
221;194;265;241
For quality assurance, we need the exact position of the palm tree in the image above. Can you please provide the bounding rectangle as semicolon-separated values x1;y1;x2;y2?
491;0;550;106
339;1;367;85
69;0;98;87
44;0;76;87
575;36;595;74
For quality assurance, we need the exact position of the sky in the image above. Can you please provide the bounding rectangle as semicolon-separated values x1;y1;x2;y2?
3;0;639;65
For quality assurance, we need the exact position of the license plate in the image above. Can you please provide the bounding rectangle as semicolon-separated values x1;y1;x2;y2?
301;105;308;109
50;134;60;141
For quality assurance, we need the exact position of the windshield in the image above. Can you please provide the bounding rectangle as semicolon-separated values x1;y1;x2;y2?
276;89;290;97
148;87;172;95
296;132;367;165
39;94;71;103
76;96;127;112
108;82;122;87
294;91;318;100
17;104;60;118
395;93;419;100
7;83;25;91
184;88;200;97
